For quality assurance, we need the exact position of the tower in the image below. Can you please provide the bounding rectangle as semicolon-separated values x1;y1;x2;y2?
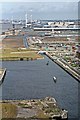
25;13;28;27
12;24;15;35
11;16;15;35
30;14;32;28
30;15;32;23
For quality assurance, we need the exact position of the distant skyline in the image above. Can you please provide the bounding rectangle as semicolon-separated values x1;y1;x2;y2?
0;2;79;20
0;0;79;2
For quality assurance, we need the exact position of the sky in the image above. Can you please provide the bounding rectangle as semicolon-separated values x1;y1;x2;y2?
0;1;79;20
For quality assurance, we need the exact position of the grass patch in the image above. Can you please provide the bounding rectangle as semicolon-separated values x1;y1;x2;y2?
0;48;43;61
36;110;48;118
1;103;17;118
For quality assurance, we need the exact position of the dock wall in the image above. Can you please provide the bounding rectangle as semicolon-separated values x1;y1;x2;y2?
0;68;6;85
46;53;80;83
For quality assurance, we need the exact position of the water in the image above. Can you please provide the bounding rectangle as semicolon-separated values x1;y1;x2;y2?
0;23;12;34
23;35;29;48
0;23;22;34
1;56;79;118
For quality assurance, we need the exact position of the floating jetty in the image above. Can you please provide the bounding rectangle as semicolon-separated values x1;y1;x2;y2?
0;68;6;85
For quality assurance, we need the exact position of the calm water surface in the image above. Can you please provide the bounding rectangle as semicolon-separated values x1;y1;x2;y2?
0;56;79;118
0;23;22;34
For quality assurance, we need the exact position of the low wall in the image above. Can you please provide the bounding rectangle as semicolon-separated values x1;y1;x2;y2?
0;68;6;85
46;53;80;83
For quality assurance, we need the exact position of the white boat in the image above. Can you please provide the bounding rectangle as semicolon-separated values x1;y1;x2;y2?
53;76;57;83
53;76;57;80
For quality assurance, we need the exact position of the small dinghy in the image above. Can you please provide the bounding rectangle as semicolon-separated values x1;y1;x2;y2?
46;61;49;65
53;76;57;83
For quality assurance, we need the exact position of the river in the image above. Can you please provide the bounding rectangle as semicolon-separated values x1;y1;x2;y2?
0;56;79;119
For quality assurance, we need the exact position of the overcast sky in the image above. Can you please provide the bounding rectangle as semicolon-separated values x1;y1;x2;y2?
0;1;79;20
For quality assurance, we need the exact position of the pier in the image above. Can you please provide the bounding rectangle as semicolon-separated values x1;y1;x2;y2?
0;68;6;85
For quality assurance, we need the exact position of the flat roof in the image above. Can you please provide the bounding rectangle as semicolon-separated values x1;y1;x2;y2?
33;27;80;31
